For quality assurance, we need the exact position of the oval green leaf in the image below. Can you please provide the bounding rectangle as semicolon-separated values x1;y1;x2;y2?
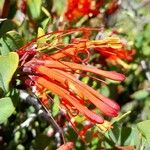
131;90;149;100
0;52;19;92
0;97;15;124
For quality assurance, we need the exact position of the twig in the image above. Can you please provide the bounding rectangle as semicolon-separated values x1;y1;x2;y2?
19;90;65;145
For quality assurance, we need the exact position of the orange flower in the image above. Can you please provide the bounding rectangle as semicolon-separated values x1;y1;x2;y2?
65;0;103;21
96;47;135;61
22;51;125;125
18;28;126;141
95;46;136;67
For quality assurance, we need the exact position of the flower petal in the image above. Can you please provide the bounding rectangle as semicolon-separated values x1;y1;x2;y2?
36;59;125;81
32;76;104;124
34;65;120;115
53;69;120;117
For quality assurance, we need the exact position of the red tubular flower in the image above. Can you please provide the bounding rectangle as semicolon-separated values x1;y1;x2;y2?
65;0;103;21
30;64;123;117
33;59;125;81
18;28;126;141
95;47;136;66
25;55;124;123
31;75;104;124
49;36;123;60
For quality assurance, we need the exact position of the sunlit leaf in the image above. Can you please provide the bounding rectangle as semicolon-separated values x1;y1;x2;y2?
41;18;51;31
0;97;15;124
27;0;42;20
0;52;19;92
37;27;46;48
52;95;60;117
53;0;66;15
0;31;24;55
137;120;150;144
131;90;149;100
106;123;134;146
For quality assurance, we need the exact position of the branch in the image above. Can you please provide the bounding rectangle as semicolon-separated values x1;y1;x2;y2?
19;90;65;145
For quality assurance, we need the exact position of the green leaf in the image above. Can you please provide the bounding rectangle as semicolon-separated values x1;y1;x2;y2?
34;134;52;150
131;90;149;100
52;95;60;117
0;31;24;55
107;123;134;146
0;97;15;124
0;52;19;92
119;127;133;146
53;0;66;15
0;20;16;36
37;27;46;47
142;43;150;56
144;24;150;40
41;18;51;31
108;123;120;143
132;127;142;150
100;85;110;97
27;0;42;20
137;120;150;144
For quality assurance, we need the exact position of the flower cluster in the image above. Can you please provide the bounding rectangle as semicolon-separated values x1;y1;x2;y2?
65;0;103;21
18;28;126;141
95;46;136;66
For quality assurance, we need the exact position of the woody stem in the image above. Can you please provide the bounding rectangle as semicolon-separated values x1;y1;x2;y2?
19;90;65;145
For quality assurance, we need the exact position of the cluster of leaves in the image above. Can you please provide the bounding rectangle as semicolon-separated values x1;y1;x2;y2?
0;0;150;149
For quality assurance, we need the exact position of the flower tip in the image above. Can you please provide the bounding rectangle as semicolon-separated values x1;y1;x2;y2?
96;120;113;132
110;72;126;81
97;117;104;124
112;112;119;117
119;74;126;81
85;112;104;124
104;111;118;118
111;102;120;112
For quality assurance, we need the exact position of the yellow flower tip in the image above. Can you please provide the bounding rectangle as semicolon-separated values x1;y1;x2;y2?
96;120;113;132
89;37;122;49
116;58;131;69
